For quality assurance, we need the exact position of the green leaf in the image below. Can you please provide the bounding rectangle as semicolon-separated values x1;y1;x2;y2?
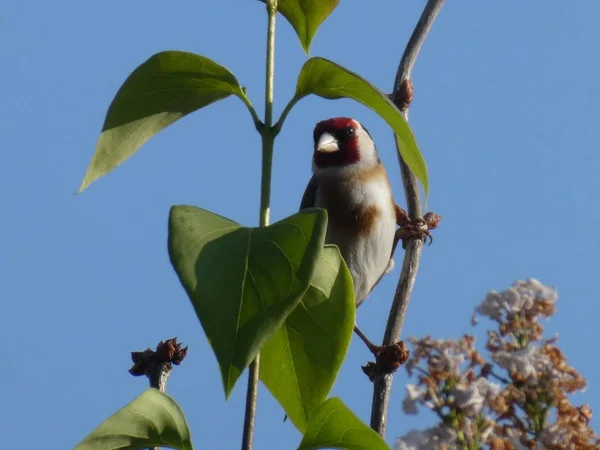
74;388;193;450
275;0;340;53
168;206;327;396
260;246;355;432
297;397;391;450
294;57;429;199
79;51;249;193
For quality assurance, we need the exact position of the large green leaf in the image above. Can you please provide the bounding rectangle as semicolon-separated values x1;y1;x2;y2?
168;206;327;396
260;246;355;432
297;398;391;450
79;51;249;193
74;388;193;450
275;0;340;53
294;57;428;198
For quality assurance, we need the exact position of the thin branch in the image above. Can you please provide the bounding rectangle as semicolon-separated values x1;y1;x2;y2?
370;0;445;438
241;354;261;450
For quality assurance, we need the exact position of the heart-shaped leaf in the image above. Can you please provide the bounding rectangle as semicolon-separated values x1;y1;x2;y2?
168;206;327;396
79;51;252;193
74;388;193;450
275;0;340;53
294;57;428;199
297;397;391;450
260;245;355;432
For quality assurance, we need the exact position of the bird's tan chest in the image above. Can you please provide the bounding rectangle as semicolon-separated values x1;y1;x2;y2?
317;180;381;237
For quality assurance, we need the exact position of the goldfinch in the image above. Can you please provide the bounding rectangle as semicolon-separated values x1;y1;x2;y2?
300;117;398;307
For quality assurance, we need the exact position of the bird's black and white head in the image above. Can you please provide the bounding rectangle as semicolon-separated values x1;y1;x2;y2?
312;117;380;176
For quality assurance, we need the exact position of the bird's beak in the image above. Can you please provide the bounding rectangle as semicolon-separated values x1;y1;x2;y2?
316;132;339;153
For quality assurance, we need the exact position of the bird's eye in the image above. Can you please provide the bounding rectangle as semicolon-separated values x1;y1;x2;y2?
344;126;355;138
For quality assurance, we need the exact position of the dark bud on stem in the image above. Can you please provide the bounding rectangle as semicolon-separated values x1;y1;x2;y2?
362;341;410;382
129;338;188;377
390;79;415;111
424;212;442;230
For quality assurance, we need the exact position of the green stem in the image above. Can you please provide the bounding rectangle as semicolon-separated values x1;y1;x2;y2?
240;93;263;131
272;96;299;136
241;354;260;450
263;0;277;131
259;134;275;225
241;2;277;450
259;0;277;226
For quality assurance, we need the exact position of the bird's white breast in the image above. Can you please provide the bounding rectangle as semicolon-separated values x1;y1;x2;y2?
315;176;396;306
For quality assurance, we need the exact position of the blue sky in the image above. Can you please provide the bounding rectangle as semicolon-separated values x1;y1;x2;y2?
2;0;599;448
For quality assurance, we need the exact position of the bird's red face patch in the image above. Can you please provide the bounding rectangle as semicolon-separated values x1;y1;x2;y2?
313;117;360;168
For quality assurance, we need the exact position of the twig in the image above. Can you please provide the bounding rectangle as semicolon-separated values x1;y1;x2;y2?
369;0;445;437
129;338;188;450
241;354;261;450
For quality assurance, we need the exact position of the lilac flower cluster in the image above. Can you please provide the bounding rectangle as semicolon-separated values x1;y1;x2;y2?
396;279;597;450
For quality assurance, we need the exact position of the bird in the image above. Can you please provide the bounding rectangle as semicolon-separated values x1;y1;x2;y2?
300;117;401;353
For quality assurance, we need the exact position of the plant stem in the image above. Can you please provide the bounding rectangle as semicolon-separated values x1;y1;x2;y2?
264;2;277;129
241;2;277;450
370;0;445;438
240;94;263;131
148;366;171;450
258;0;277;227
272;96;299;136
241;354;260;450
146;364;171;450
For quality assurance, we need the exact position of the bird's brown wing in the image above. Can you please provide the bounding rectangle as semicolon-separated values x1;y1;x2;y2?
300;175;319;210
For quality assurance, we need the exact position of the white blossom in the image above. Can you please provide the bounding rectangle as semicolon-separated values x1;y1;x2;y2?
402;384;427;414
452;377;500;415
430;348;464;376
492;344;549;379
472;278;557;324
515;278;558;304
396;426;455;450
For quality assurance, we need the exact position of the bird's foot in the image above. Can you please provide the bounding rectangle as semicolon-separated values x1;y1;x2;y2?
361;341;410;381
394;206;442;249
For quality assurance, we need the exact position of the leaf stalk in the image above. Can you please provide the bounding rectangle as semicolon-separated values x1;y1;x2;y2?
273;96;299;136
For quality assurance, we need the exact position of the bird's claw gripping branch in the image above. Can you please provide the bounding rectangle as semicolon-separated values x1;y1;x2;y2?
395;205;442;250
